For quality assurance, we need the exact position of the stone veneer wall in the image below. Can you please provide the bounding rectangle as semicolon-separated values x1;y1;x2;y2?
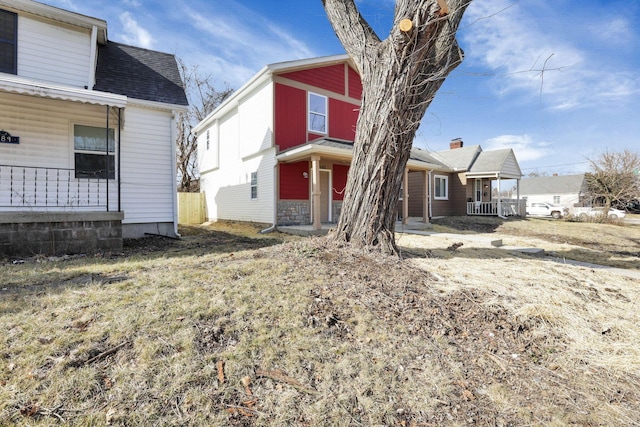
277;200;310;225
332;201;343;223
0;212;124;257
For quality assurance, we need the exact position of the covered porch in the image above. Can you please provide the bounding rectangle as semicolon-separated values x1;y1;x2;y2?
276;138;443;231
465;173;525;217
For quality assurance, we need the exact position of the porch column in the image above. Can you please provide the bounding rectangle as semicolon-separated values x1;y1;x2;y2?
311;155;321;230
496;174;502;217
422;170;430;223
402;168;409;225
517;178;522;216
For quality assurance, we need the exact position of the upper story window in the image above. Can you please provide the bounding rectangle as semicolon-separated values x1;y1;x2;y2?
308;92;327;134
434;175;449;200
74;125;115;179
0;9;18;75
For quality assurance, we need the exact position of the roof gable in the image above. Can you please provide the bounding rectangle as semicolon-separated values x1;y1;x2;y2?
468;148;522;178
94;42;188;106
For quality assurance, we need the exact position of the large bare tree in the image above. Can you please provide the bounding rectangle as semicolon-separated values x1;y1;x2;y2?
176;61;233;192
322;0;472;254
586;149;640;210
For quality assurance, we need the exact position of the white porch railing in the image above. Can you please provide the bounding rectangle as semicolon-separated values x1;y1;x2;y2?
467;200;524;217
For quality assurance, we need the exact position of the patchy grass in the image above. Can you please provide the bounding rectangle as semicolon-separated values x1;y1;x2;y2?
1;220;639;426
429;216;640;270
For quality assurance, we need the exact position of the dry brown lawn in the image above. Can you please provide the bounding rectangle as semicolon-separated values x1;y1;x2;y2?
1;218;639;426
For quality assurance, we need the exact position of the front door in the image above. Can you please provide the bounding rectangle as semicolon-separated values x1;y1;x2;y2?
320;170;331;222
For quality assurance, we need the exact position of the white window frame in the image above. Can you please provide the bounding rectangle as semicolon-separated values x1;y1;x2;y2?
434;175;449;200
250;171;258;200
73;124;116;180
308;92;327;134
553;195;560;204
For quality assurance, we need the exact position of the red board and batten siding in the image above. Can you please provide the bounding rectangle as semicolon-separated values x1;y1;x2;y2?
279;161;309;200
332;164;349;201
348;66;362;100
280;64;345;95
274;83;307;151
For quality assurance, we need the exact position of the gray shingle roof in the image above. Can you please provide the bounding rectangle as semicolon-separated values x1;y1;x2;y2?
520;174;587;195
430;145;482;170
468;149;512;173
94;41;188;106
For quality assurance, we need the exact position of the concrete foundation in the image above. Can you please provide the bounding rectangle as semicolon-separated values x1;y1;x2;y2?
0;211;124;257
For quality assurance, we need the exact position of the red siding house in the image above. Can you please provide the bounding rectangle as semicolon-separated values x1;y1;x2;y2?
194;55;523;230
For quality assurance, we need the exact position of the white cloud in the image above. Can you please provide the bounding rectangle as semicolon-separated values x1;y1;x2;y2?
462;0;640;110
183;6;316;87
119;12;154;49
483;134;551;162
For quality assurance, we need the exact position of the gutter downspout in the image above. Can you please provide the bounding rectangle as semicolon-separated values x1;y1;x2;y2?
170;110;181;238
428;170;433;221
260;158;278;234
87;25;98;90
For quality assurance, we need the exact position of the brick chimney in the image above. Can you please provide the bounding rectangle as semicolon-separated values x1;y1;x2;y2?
450;138;463;149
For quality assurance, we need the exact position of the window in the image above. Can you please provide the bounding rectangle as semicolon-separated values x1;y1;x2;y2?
308;92;327;134
250;172;258;199
74;125;115;179
206;130;210;150
434;175;448;200
0;9;17;75
553;195;560;204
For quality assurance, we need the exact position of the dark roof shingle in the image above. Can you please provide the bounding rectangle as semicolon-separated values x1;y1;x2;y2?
94;41;188;106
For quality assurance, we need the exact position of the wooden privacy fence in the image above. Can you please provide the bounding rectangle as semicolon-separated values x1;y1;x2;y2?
178;192;206;224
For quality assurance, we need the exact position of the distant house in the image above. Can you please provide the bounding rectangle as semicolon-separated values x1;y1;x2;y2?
0;1;188;256
519;174;588;208
194;55;524;230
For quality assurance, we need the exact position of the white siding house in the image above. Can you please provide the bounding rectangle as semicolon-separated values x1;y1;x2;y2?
197;77;276;225
0;0;188;256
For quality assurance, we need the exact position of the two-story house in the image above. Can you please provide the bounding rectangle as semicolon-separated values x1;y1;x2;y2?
0;0;188;256
194;55;523;230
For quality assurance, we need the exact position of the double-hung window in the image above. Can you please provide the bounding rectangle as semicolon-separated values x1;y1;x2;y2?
308;92;327;134
74;125;115;179
0;9;17;75
434;175;449;200
250;172;258;200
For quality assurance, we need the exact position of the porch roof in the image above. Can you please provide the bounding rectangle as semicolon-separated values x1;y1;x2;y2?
276;137;445;171
0;74;127;108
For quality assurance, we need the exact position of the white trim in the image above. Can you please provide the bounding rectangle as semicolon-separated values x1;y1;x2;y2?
87;25;98;89
308;92;328;135
0;74;127;107
434;174;449;200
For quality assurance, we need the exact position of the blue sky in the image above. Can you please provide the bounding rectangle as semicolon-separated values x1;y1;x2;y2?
44;0;640;175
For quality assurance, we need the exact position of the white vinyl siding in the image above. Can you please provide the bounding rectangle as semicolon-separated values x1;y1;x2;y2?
0;91;119;211
238;81;273;158
119;106;175;224
198;103;275;224
17;15;92;88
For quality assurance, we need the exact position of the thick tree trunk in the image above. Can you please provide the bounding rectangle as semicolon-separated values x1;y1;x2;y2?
322;0;471;254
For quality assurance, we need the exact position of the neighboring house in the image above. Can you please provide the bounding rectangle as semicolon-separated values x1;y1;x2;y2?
194;55;523;231
409;139;524;218
519;174;588;209
0;0;188;256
